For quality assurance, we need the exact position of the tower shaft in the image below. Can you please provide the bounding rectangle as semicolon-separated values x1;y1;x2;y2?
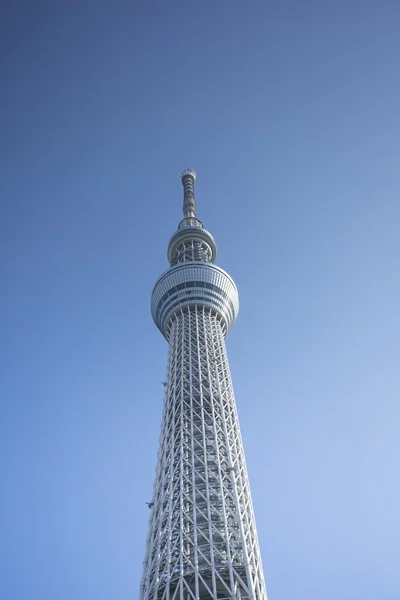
141;171;267;600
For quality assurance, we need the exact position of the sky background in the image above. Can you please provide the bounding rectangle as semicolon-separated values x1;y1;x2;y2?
1;1;399;599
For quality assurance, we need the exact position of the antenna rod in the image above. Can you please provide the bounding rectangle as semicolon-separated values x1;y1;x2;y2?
180;169;196;218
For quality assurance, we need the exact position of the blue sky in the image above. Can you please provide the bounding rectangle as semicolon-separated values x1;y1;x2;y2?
1;1;399;598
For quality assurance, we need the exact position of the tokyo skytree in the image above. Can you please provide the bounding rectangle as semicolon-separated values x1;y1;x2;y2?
140;170;268;600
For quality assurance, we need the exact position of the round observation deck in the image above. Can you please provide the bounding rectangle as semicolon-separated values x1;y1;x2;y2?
167;226;217;265
151;262;239;340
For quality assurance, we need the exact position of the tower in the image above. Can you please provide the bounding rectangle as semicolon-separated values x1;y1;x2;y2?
141;170;267;600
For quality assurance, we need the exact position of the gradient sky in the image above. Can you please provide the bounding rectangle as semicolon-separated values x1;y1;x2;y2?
1;2;399;599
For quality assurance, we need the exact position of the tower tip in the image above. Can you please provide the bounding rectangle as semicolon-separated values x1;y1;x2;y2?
180;169;196;181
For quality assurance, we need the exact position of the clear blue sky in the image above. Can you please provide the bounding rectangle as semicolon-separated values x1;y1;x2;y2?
1;2;399;599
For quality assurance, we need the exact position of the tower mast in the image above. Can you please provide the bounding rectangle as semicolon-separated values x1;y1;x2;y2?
141;171;268;600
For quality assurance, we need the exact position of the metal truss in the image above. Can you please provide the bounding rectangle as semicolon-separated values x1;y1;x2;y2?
170;239;213;266
140;305;267;600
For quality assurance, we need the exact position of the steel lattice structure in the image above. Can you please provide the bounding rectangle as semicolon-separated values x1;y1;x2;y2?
140;170;268;600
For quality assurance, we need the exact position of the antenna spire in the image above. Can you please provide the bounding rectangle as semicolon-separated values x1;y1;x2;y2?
180;169;196;218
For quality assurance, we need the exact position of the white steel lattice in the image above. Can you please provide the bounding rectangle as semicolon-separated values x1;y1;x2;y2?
140;306;267;600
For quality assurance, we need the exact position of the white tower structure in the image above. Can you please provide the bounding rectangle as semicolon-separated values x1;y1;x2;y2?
140;170;268;600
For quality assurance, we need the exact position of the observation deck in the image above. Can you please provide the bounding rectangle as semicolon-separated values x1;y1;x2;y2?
151;262;239;340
